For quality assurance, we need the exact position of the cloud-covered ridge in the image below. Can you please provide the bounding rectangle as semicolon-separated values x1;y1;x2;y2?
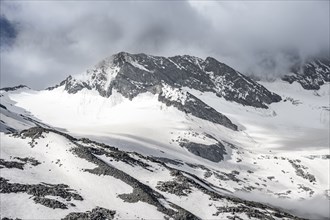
1;1;329;88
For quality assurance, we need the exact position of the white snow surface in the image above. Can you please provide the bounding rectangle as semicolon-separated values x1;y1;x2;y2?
1;80;329;219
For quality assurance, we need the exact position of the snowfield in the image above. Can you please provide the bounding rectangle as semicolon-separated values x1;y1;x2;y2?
1;79;329;219
1;53;329;219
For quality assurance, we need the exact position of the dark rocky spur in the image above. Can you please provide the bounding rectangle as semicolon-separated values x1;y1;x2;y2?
158;89;238;130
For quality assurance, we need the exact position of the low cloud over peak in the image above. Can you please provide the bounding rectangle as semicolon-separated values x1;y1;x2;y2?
1;1;329;89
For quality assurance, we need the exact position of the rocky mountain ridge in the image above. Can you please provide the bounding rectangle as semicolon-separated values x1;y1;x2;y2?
282;57;330;90
55;52;282;109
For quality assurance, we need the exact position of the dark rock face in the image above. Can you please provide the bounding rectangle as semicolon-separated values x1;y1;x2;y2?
57;52;281;109
62;207;116;220
282;58;330;90
158;90;238;130
203;57;281;108
180;140;227;162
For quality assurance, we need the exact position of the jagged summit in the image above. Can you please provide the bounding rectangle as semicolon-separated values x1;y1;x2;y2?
282;57;330;90
0;84;30;92
54;52;281;109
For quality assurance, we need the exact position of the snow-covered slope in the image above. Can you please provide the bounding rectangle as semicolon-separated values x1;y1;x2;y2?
0;85;49;133
1;52;329;219
1;127;306;220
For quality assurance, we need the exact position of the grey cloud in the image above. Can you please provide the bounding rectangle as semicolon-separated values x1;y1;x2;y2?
0;1;329;89
0;15;18;49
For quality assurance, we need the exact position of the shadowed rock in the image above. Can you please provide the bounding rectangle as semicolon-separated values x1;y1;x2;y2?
62;207;116;220
180;140;227;162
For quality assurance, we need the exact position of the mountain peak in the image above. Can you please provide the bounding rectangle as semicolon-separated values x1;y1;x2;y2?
52;52;281;109
282;57;330;90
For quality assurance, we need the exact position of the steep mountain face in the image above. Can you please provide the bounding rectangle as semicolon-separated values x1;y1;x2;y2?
282;58;330;90
1;52;329;220
57;52;281;109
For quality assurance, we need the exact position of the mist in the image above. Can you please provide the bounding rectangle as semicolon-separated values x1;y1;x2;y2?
0;1;329;89
235;191;330;219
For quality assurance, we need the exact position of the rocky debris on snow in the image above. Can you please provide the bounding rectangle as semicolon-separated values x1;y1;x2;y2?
168;169;231;195
81;145;151;170
306;154;330;160
0;157;40;170
0;159;25;170
153;157;184;166
288;159;316;183
14;157;41;166
33;197;68;209
213;205;297;220
283;97;302;105
167;169;302;219
185;163;211;171
0;177;83;209
17;127;48;147
267;176;275;181
298;184;315;196
4;127;308;220
156;180;192;197
275;190;292;198
71;137;199;219
73;148;199;219
212;171;242;183
62;207;116;220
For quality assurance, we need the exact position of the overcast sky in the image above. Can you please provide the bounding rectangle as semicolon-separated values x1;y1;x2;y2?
0;1;329;89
